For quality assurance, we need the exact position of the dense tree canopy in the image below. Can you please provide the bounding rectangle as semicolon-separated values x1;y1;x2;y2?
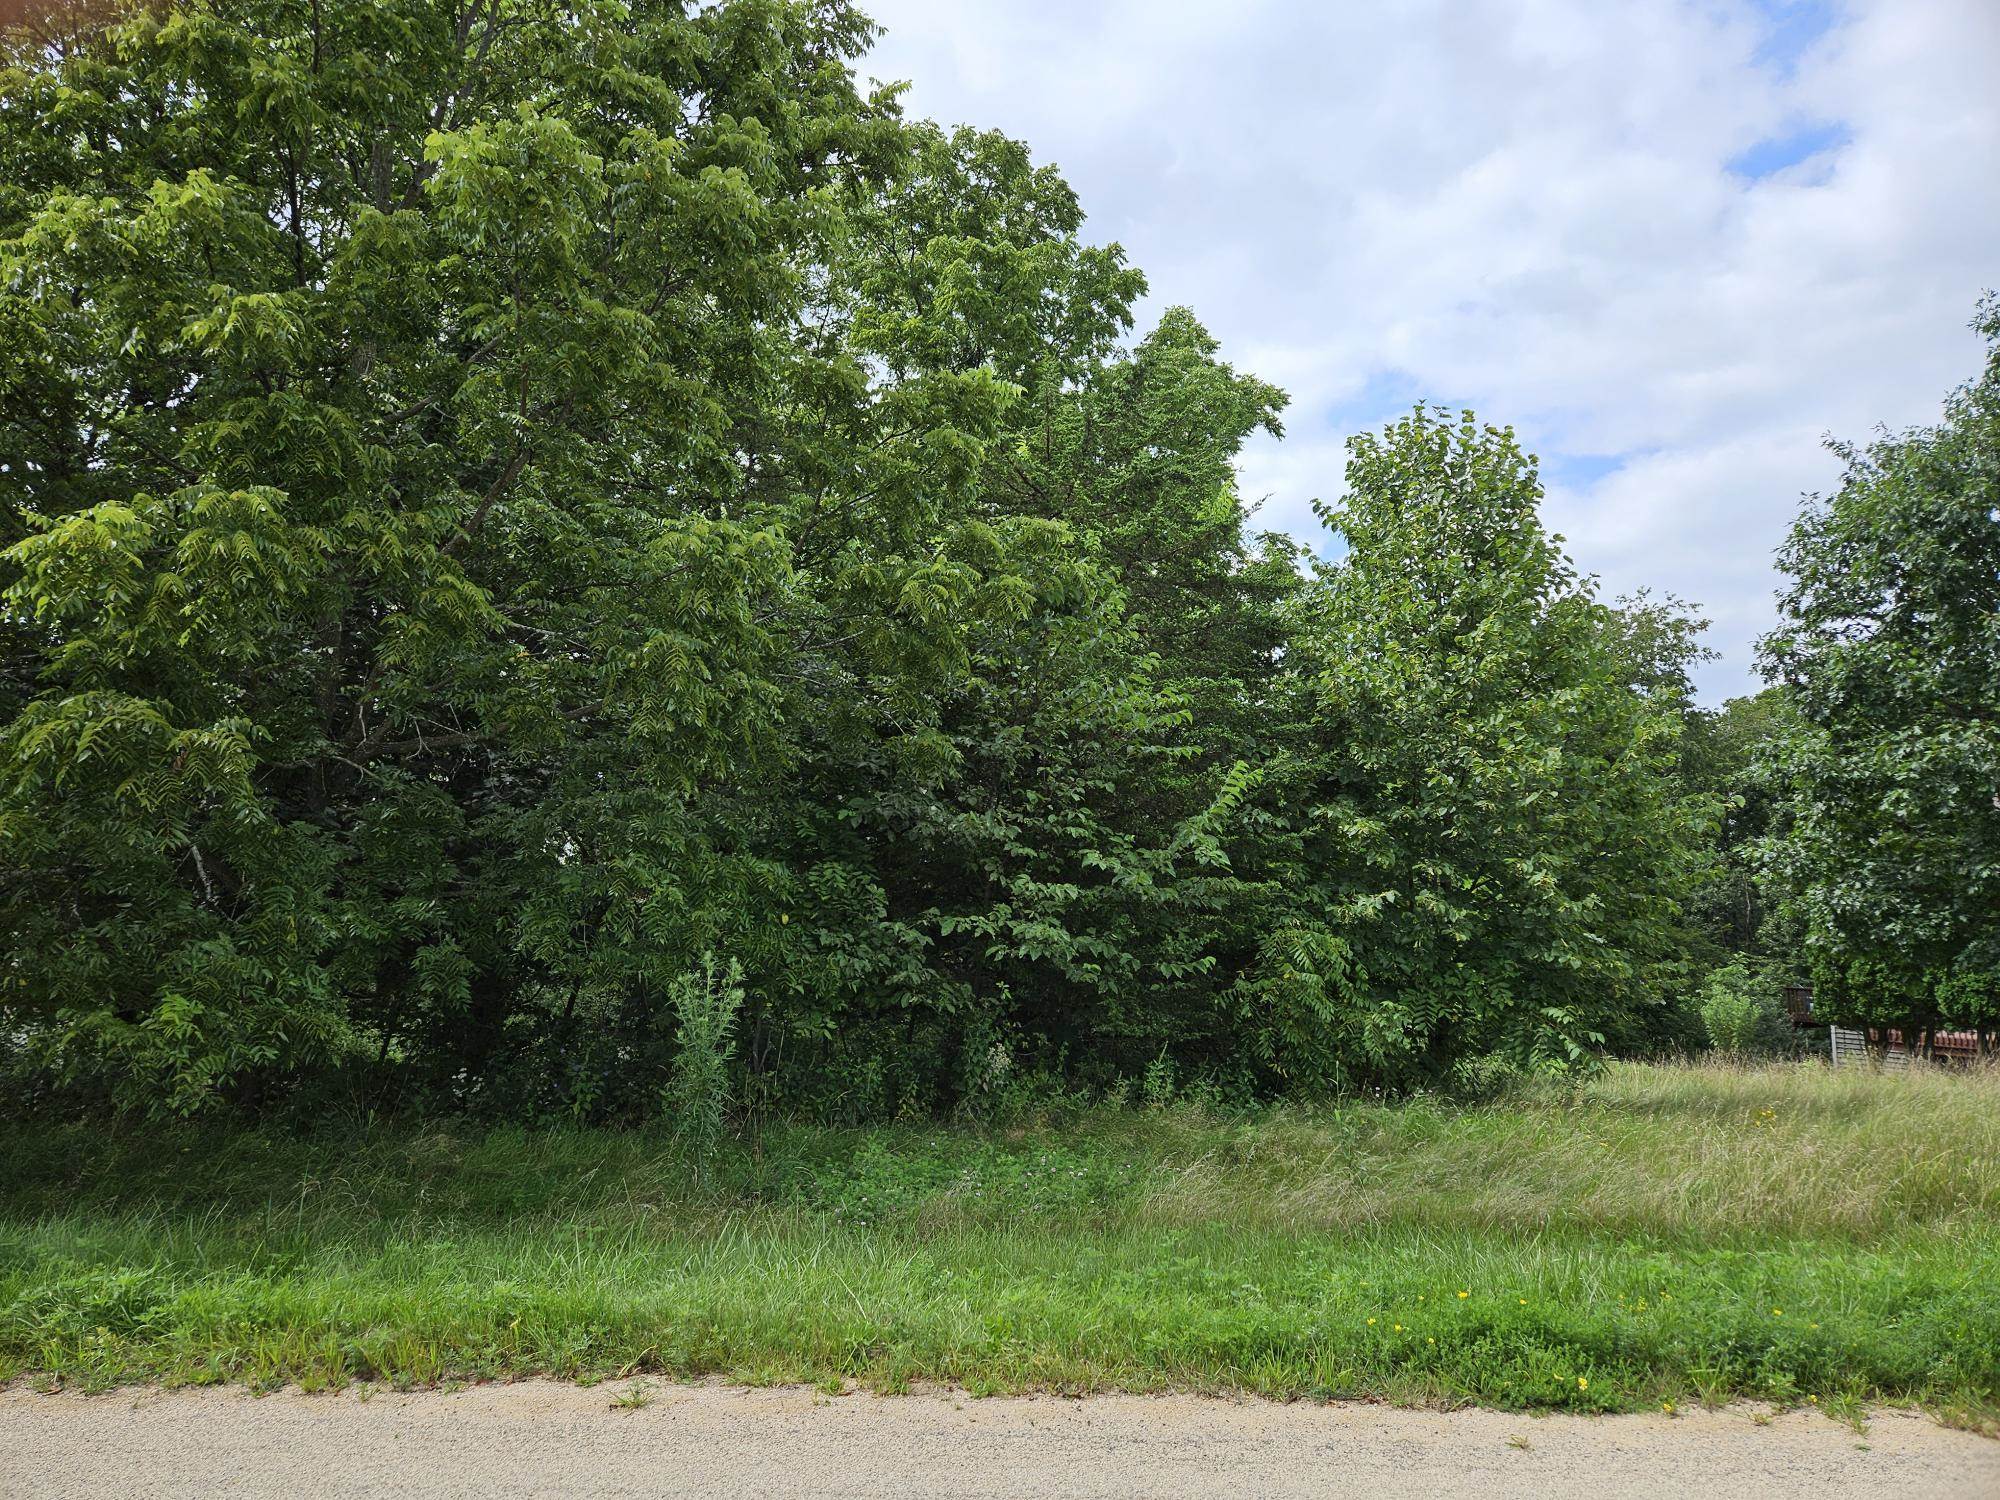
1;0;1988;1118
1759;301;2000;1047
1283;412;1708;1087
1680;687;1796;969
1;0;949;1111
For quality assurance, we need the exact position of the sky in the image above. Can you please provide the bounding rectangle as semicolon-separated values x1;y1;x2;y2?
858;0;2000;701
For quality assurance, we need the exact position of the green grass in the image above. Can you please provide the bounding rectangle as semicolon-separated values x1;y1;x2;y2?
2;1061;1997;1426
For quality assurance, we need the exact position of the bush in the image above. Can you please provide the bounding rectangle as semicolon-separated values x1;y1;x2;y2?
1698;964;1796;1057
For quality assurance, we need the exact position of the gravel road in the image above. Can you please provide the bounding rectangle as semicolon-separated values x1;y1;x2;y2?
2;1382;1994;1499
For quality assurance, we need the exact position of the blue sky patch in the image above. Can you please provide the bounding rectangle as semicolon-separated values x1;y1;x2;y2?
1541;451;1627;490
1728;120;1850;180
1325;368;1476;438
1749;0;1840;77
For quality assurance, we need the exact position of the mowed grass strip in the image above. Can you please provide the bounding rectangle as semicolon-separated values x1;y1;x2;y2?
2;1062;1996;1424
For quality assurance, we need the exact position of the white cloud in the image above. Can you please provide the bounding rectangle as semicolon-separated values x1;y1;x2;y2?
860;0;2000;699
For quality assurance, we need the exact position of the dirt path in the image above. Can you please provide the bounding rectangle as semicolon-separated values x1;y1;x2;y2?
2;1382;1994;1499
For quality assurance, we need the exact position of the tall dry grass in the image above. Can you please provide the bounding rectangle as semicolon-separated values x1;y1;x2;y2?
1134;1059;2000;1238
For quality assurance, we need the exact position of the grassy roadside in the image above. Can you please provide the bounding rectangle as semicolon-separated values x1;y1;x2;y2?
2;1062;1996;1425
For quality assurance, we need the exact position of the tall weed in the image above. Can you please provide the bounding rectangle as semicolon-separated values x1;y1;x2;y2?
664;953;744;1158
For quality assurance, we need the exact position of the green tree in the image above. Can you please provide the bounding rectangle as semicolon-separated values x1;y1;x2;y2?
1287;409;1707;1088
1680;687;1798;964
0;0;1023;1111
1759;300;2000;1053
967;306;1310;1088
773;125;1306;1102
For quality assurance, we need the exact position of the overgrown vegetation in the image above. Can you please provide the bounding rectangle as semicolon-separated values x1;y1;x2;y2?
1698;964;1798;1058
1;1062;1995;1421
0;0;1995;1130
0;0;1723;1121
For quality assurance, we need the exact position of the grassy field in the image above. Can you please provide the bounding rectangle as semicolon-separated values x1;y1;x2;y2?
3;1061;1997;1425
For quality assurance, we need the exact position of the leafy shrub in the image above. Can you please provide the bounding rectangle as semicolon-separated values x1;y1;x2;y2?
1699;965;1795;1057
1700;988;1758;1054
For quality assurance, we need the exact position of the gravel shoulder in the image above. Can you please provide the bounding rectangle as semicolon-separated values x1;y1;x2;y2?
2;1381;1995;1500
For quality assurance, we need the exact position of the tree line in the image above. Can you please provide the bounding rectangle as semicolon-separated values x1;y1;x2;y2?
2;0;1993;1120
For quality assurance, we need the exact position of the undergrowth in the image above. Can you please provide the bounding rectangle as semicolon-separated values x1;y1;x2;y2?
1;1061;1995;1428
